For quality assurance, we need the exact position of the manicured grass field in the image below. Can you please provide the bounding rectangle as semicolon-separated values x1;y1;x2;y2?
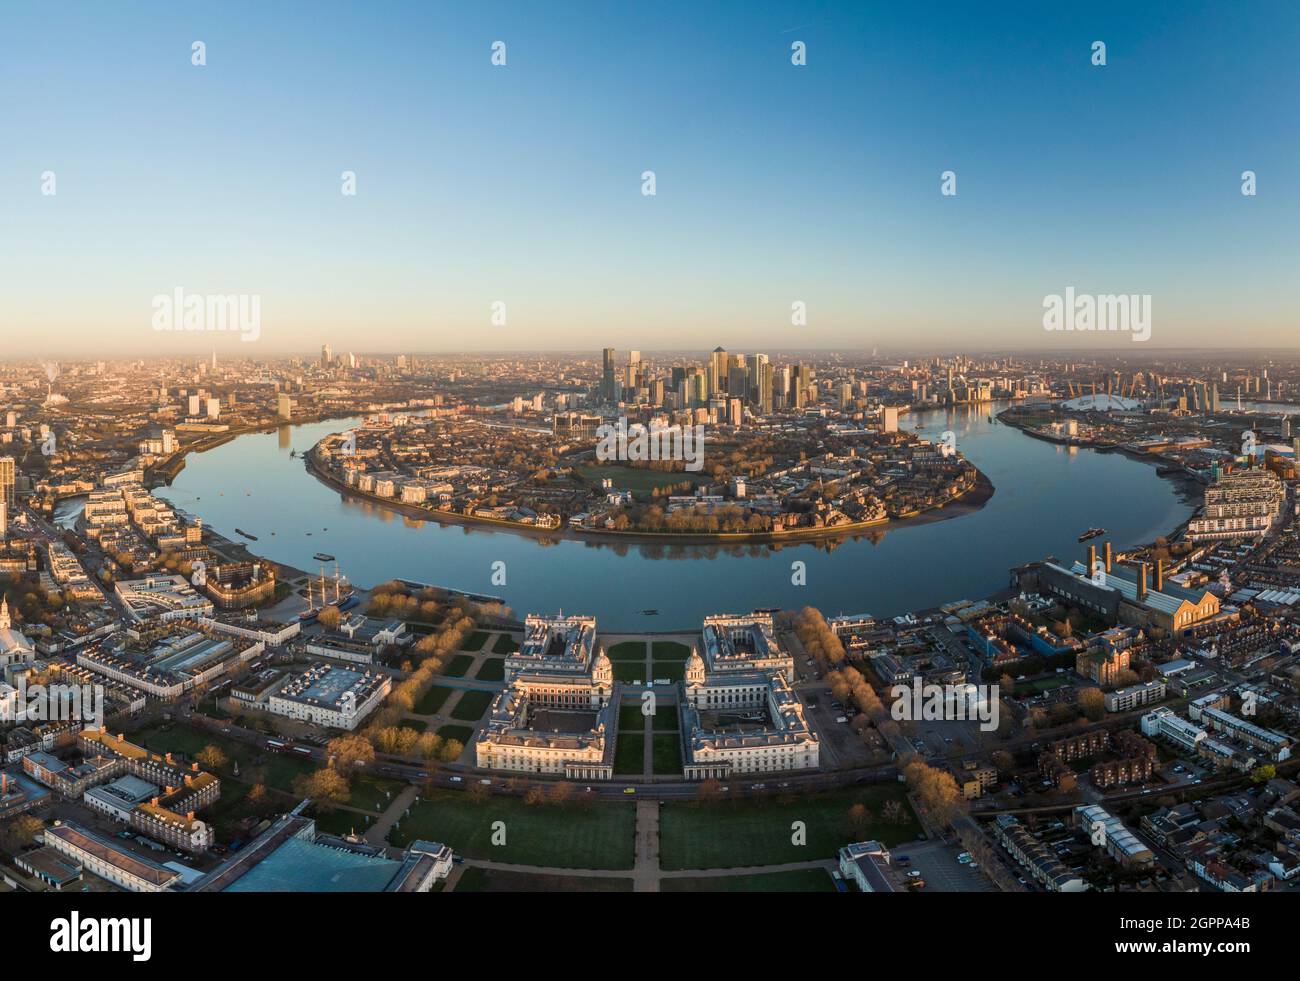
455;867;635;892
461;631;490;652
651;641;692;660
618;703;648;732
650;660;686;682
400;718;428;732
414;685;454;715
436;724;474;744
348;775;406;812
651;734;681;775
491;633;520;655
611;661;645;684
662;869;835;892
450;689;494;721
659;786;922;870
387;790;636;869
614;734;645;775
652;703;678;731
311;806;372;837
577;465;706;496
606;641;648;661
473;657;505;681
440;654;475;678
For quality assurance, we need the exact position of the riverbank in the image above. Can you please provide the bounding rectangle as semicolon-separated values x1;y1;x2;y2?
304;445;996;547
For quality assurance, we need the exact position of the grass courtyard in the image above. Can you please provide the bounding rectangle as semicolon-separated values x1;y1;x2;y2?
659;785;922;870
450;689;494;721
614;734;644;775
461;631;490;652
651;641;691;660
491;633;520;655
387;791;636;869
440;654;475;678
414;685;454;716
606;640;648;661
473;657;505;681
651;734;681;775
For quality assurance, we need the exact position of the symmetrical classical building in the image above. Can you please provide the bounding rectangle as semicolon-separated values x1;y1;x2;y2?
680;612;818;779
477;614;617;780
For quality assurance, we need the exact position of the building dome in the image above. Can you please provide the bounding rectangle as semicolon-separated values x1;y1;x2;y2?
685;650;706;685
592;650;613;685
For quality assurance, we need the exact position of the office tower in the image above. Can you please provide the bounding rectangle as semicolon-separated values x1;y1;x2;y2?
728;363;748;402
757;362;774;414
727;398;743;426
0;457;13;508
4;411;15;428
277;394;293;420
0;502;6;540
628;351;641;366
322;344;332;369
708;347;728;397
602;348;617;402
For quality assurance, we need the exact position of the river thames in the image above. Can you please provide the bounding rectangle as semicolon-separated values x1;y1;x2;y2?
152;405;1197;631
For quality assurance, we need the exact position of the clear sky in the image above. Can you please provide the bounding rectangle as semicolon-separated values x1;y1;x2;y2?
2;0;1298;358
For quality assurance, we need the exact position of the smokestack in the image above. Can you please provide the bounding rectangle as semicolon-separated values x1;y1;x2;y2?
1154;559;1164;592
1104;542;1113;572
1087;545;1097;575
1138;563;1149;600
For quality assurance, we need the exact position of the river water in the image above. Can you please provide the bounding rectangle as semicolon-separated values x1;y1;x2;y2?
152;404;1196;631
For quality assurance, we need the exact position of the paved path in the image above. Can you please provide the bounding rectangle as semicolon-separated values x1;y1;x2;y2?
633;800;660;892
364;783;421;845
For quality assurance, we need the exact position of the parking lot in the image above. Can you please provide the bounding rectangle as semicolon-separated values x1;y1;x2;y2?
896;839;998;893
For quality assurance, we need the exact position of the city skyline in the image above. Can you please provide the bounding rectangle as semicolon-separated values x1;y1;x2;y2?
5;0;1300;356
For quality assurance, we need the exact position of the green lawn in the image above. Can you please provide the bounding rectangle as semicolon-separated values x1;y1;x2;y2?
651;734;681;775
577;464;707;497
450;689;494;721
606;641;647;661
491;633;520;655
650;660;686;682
461;631;490;652
436;724;474;744
348;775;406;812
652;703;678;731
414;685;454;715
651;641;692;660
611;661;645;684
662;869;836;892
614;734;644;776
388;790;636;869
440;654;475;678
473;657;505;681
618;703;648;732
659;786;922;870
455;867;634;892
400;718;428;732
311;807;373;837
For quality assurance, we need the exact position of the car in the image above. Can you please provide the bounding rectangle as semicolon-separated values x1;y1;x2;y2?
835;716;848;724
968;862;979;869
623;787;637;794
479;778;492;785
449;776;463;783
751;783;767;790
907;870;922;878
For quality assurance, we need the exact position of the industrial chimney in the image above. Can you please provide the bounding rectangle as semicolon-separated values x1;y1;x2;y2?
1087;545;1097;576
1155;559;1164;593
1103;541;1113;572
1138;563;1149;600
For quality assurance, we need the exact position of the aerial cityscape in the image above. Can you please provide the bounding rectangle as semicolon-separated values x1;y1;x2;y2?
4;0;1297;953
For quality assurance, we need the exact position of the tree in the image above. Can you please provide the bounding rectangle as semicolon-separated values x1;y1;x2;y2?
293;766;351;809
1077;687;1105;722
317;606;342;630
195;744;229;772
0;815;44;853
327;733;375;776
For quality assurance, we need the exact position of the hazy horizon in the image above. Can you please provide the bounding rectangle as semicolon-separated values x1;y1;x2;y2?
4;0;1299;357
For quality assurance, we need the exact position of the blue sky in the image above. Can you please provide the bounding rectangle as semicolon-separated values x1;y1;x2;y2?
2;0;1297;356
